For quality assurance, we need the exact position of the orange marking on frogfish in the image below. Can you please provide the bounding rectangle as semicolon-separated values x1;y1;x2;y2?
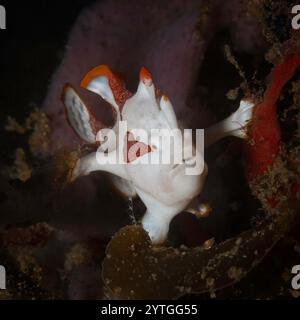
80;65;112;88
140;67;153;86
80;64;132;110
155;88;162;100
124;131;152;163
162;95;169;102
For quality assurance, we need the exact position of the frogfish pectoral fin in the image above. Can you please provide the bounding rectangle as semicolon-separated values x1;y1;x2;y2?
62;84;103;143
